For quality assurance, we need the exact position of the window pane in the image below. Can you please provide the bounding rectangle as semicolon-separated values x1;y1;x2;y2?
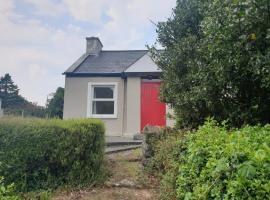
92;101;114;115
93;86;114;99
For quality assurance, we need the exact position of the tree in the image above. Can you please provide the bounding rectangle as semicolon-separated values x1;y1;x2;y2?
152;0;270;128
0;73;26;108
0;73;46;117
46;87;64;118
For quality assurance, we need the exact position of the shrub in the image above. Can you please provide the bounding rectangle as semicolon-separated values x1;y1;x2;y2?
177;120;270;199
142;126;178;166
147;120;270;199
151;133;187;200
144;128;188;200
0;117;106;192
152;0;270;129
0;177;20;200
142;126;163;162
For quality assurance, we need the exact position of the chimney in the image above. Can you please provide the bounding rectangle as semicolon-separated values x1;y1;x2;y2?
86;37;103;55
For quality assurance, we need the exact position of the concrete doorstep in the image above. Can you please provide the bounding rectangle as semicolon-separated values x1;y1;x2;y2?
105;136;142;154
105;145;141;154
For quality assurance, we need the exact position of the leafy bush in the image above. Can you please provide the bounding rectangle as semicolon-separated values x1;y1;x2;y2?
0;117;106;192
147;120;270;199
143;126;187;200
152;0;270;128
177;120;270;199
0;177;20;200
142;126;164;160
142;126;178;166
150;133;187;200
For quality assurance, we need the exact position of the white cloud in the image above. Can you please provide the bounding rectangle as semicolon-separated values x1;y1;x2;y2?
22;0;66;16
0;0;84;105
63;0;108;23
0;0;176;105
0;0;14;12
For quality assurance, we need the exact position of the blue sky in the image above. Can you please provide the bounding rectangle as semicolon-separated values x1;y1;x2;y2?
0;0;175;105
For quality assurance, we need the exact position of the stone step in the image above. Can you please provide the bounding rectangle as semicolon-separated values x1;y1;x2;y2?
105;145;141;154
106;141;142;147
105;136;142;147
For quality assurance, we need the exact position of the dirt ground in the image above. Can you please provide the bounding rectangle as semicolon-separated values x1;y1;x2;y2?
53;149;159;200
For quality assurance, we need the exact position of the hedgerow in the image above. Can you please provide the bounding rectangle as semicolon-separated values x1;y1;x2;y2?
177;120;270;199
0;117;106;192
149;133;187;200
146;120;270;200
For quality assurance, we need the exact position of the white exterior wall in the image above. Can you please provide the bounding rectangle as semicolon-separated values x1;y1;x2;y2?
63;51;176;136
64;76;175;136
124;77;141;137
125;53;161;73
63;76;125;136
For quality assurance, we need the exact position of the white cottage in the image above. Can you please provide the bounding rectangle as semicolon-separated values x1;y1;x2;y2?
63;37;174;137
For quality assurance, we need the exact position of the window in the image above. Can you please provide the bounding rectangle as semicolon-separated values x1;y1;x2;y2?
88;83;117;118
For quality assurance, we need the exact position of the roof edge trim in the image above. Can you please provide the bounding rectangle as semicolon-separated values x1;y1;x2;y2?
63;53;90;74
65;72;123;77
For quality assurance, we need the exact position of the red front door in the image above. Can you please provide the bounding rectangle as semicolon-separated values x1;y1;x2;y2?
141;81;166;131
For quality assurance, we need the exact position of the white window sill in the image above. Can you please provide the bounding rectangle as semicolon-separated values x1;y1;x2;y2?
88;114;117;119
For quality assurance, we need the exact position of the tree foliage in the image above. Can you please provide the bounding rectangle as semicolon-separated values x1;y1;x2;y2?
152;0;270;128
0;73;45;118
0;74;26;108
46;87;64;118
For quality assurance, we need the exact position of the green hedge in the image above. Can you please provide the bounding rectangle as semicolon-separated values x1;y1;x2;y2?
148;133;186;200
143;127;188;200
147;120;270;200
0;117;106;192
177;120;270;199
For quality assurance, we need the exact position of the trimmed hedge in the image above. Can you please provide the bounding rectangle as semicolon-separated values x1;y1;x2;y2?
0;117;106;192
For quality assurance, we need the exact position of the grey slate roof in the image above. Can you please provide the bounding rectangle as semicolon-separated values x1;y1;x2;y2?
64;50;148;75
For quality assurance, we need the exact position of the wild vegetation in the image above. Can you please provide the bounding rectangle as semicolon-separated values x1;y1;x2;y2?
145;120;270;200
146;1;270;199
0;118;106;192
0;177;20;200
151;0;270;128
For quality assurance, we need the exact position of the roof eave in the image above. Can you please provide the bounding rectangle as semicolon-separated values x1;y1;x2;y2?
64;72;123;77
64;71;162;78
124;71;162;77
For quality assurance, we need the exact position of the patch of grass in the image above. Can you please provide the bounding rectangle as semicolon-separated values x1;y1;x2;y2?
53;149;157;200
107;158;141;182
110;148;142;162
20;191;52;200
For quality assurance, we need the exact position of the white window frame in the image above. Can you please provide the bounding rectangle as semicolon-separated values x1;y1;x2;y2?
87;82;118;118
